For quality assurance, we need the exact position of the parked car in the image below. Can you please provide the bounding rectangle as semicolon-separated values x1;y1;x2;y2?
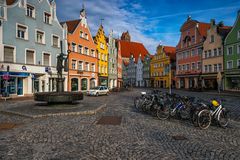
87;86;109;96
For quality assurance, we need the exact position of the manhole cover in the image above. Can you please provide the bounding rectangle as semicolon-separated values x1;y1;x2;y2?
172;135;187;140
96;116;122;125
0;123;18;131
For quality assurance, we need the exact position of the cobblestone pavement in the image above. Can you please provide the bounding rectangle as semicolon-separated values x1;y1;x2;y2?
0;89;240;159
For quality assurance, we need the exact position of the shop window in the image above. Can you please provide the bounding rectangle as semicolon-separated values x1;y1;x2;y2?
81;78;88;90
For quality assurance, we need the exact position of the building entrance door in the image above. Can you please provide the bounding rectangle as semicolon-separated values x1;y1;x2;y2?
17;78;23;95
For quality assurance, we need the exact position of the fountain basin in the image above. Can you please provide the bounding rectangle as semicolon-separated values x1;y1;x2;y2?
34;92;83;104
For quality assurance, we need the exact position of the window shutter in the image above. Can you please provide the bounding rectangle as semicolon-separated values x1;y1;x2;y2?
43;53;50;66
26;50;34;64
4;46;14;62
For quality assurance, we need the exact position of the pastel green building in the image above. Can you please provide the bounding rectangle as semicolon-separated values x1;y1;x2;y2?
224;11;240;91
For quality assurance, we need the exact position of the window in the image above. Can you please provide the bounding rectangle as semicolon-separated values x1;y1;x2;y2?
80;31;83;38
208;65;212;72
204;51;208;58
186;64;190;71
72;60;76;69
91;63;95;72
98;53;101;59
192;36;195;43
227;61;233;69
197;61;201;70
85;33;88;40
208;50;212;57
178;65;182;71
72;43;76;52
238;59;240;68
214;49;217;56
26;50;34;64
26;4;35;18
198;48;203;56
210;35;214;43
85;62;89;71
85;47;89;55
52;35;59;47
227;47;233;55
214;64;217;72
218;63;222;71
78;61;83;70
191;49;196;56
4;46;14;62
218;48;222;56
36;30;44;44
43;53;50;66
204;65;208;72
78;45;83;54
44;12;51;24
192;62;195;70
17;24;27;39
91;50;95;57
182;65;186;71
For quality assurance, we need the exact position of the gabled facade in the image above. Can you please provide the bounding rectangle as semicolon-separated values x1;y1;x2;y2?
202;19;231;90
136;54;143;87
176;16;210;89
224;11;240;91
122;60;128;86
127;55;136;86
62;6;98;92
107;30;117;89
150;45;176;88
94;25;108;86
0;0;67;97
143;54;151;87
117;40;123;88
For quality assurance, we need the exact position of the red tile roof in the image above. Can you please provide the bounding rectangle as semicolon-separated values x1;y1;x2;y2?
198;22;211;37
163;46;176;60
218;26;232;38
61;19;81;33
119;40;149;62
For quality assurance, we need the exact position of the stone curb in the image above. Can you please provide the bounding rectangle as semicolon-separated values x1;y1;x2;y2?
0;104;107;119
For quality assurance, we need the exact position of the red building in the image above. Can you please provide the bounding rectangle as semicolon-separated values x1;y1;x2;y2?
176;16;210;89
117;41;123;88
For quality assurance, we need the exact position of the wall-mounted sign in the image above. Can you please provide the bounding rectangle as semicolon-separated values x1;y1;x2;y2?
22;65;27;71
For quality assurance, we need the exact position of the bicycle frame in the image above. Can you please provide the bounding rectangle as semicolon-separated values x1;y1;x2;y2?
210;104;223;119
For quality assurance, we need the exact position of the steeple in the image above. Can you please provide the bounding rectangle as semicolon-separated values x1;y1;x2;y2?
80;1;87;26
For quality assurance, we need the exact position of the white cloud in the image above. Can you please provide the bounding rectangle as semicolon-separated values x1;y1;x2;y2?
56;0;159;54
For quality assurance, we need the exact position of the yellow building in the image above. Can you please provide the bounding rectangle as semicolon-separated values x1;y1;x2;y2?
94;25;108;86
150;45;176;88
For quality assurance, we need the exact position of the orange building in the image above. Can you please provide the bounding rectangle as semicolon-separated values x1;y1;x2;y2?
62;7;98;91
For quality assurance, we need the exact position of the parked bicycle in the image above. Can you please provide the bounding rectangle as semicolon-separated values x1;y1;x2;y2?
197;99;229;129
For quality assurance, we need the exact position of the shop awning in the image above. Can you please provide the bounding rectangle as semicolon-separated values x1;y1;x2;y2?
0;71;30;77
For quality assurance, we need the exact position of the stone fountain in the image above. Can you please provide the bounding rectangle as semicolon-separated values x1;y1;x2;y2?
34;42;83;104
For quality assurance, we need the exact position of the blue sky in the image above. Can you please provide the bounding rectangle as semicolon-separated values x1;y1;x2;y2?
56;0;240;54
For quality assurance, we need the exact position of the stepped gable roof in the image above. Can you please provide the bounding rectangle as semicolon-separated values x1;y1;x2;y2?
61;19;81;33
119;40;149;62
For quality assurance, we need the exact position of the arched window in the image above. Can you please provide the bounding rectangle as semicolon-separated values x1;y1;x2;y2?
81;78;88;90
71;78;78;91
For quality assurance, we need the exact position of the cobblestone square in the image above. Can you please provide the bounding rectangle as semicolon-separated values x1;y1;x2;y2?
0;89;240;159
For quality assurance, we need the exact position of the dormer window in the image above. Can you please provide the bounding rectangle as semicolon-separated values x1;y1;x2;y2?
26;4;35;18
44;12;51;24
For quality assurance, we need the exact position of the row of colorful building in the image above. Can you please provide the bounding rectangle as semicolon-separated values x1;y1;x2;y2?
123;11;240;92
0;0;239;98
0;0;150;97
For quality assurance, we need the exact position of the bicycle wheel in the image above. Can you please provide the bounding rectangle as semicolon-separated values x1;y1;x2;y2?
179;106;191;120
198;109;211;129
218;109;229;128
156;105;170;120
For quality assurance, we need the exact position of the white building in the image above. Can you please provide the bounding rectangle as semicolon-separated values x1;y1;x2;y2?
136;54;143;87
